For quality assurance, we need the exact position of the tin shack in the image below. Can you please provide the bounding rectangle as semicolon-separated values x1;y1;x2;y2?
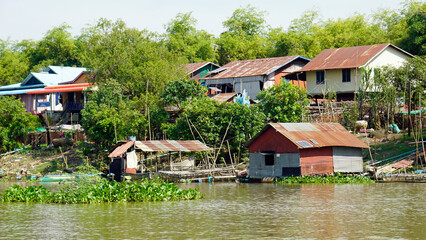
245;122;369;178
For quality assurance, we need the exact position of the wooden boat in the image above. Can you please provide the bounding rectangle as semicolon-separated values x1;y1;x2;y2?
37;175;75;182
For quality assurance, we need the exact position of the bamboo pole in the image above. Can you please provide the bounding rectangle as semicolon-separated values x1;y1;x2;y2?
213;117;233;168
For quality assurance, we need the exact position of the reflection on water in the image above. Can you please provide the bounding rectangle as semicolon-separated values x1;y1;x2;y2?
0;182;424;239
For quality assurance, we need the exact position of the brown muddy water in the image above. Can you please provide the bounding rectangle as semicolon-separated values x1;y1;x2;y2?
0;182;424;239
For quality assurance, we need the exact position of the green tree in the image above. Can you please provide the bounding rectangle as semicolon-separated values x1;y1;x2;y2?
0;40;30;86
217;5;268;64
77;18;186;97
164;97;266;153
0;96;39;153
165;12;216;62
256;82;309;123
400;8;426;55
28;24;80;71
162;79;206;109
81;80;145;150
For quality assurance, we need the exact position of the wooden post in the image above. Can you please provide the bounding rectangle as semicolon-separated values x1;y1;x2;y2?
169;152;172;171
408;80;412;137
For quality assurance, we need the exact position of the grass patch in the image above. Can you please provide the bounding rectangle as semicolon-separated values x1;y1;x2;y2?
363;134;426;162
1;178;203;204
275;173;374;184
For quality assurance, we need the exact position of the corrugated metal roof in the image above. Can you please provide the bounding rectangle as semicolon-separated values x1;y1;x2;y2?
0;87;45;96
186;62;219;74
21;66;88;86
203;56;304;79
108;141;135;158
135;140;212;152
210;92;239;103
300;43;413;71
246;122;369;149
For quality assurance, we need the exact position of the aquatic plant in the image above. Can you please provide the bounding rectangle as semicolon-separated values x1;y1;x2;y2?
275;173;374;184
1;178;203;204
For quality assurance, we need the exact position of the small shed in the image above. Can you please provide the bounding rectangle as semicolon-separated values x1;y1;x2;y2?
108;140;212;181
245;123;369;178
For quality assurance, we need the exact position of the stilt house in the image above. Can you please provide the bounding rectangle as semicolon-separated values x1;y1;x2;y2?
245;122;369;178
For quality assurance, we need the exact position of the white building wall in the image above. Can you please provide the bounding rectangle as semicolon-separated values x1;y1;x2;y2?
332;147;363;173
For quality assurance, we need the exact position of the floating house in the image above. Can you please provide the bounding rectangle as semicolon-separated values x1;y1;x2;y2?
299;43;414;100
108;140;212;181
245;122;369;178
202;56;310;99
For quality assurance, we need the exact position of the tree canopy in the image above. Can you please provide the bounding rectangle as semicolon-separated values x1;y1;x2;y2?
0;96;39;153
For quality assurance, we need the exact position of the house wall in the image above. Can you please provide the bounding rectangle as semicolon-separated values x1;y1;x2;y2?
248;152;300;178
332;147;363;173
307;69;360;96
306;46;411;96
73;74;90;84
20;94;35;112
300;147;334;175
367;47;410;69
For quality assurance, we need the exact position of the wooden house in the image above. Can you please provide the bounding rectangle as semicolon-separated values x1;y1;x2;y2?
186;62;220;86
202;56;310;99
300;43;414;100
0;66;91;114
245;122;369;178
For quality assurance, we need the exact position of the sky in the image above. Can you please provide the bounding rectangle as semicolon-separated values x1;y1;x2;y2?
0;0;405;41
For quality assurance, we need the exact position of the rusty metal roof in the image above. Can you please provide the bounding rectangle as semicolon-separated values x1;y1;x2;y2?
210;92;239;103
134;140;212;152
203;56;308;79
108;141;135;158
246;122;369;149
186;62;219;74
300;43;413;71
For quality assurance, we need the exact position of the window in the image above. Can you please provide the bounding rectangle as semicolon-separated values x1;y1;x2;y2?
264;154;274;166
316;71;325;84
342;69;351;82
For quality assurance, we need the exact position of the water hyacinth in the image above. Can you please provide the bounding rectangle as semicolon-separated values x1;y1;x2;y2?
1;178;203;204
275;173;374;184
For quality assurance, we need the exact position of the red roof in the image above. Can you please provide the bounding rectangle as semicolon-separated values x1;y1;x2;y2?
108;141;135;158
27;83;92;94
186;62;219;74
300;43;413;71
203;56;306;79
392;160;413;169
246;122;369;149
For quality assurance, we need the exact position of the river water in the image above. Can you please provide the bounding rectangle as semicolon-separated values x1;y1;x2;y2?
0;182;424;239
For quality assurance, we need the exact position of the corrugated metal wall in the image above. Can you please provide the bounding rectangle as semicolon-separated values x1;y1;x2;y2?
249;152;300;178
300;147;334;175
332;147;363;172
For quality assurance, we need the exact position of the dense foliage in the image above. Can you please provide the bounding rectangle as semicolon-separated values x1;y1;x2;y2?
1;178;202;203
80;80;145;149
0;1;424;154
275;173;374;184
0;96;39;153
165;97;266;153
1;2;424;86
256;82;309;123
162;79;207;109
